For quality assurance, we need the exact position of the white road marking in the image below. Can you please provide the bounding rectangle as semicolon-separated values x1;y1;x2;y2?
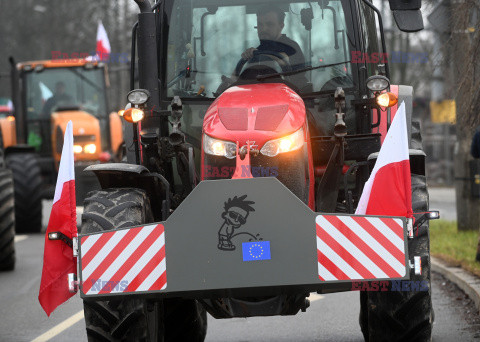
31;310;84;342
14;235;28;243
310;293;324;302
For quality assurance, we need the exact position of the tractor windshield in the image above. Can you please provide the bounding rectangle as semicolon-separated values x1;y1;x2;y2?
24;67;107;119
165;0;354;99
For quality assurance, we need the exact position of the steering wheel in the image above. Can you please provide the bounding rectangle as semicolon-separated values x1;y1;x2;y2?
234;49;292;77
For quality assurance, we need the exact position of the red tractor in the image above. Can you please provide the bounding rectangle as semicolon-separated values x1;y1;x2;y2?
70;0;436;341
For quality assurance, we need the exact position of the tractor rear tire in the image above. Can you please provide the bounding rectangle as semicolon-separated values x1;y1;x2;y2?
359;174;433;342
81;188;207;342
0;168;15;271
6;153;42;233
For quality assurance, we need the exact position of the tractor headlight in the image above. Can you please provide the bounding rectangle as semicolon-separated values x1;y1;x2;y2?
203;134;237;159
84;144;97;154
73;145;83;154
366;75;390;92
260;128;304;157
127;89;150;106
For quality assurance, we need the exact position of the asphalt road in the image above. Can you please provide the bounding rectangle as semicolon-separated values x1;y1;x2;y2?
1;189;477;342
429;187;456;222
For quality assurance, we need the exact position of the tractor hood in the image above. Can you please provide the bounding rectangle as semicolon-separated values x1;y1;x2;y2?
203;83;306;148
51;110;101;163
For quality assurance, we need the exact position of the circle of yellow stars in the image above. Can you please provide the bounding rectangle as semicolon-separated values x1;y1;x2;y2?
249;243;264;259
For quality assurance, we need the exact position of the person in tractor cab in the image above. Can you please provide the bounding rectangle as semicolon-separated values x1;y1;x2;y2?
242;6;305;72
41;81;73;116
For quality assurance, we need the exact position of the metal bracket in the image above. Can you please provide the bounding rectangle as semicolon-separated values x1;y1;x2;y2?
72;237;78;257
68;273;79;293
48;231;73;248
409;256;422;275
407;218;414;239
412;211;440;236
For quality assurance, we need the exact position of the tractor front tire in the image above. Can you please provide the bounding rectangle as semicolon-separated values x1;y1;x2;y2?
81;188;207;342
0;168;15;271
6;153;42;233
359;174;433;342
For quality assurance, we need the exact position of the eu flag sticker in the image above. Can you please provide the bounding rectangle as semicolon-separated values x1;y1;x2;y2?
242;241;271;261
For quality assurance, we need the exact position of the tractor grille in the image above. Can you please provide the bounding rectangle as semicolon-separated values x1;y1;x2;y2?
204;147;308;204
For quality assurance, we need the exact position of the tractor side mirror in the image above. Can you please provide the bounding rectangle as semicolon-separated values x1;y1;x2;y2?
388;0;424;32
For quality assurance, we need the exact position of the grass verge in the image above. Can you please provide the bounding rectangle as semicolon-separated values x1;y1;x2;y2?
430;220;480;277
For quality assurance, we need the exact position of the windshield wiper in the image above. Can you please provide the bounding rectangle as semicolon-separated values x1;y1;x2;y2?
256;61;351;81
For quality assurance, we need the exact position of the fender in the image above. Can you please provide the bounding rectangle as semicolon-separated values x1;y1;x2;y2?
84;163;170;221
368;149;426;176
5;144;35;156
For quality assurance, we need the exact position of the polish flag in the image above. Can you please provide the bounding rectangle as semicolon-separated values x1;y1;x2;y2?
355;102;412;217
96;21;111;61
39;121;77;316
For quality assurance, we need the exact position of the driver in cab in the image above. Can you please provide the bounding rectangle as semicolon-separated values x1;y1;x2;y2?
242;6;306;75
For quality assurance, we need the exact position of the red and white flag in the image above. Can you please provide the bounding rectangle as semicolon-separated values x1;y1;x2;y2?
39;121;77;316
96;21;111;61
355;102;412;218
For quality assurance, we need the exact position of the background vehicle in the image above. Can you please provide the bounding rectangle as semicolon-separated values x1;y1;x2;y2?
0;136;15;271
76;0;433;341
6;58;124;233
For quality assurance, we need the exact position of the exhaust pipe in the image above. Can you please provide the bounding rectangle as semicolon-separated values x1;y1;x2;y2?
133;0;152;12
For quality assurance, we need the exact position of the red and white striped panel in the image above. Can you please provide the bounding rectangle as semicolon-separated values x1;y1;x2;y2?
80;224;166;295
316;215;406;281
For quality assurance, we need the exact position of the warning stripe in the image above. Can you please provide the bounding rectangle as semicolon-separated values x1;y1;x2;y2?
317;258;337;281
106;231;165;294
317;249;349;280
334;216;405;277
316;216;387;278
82;230;130;279
316;215;407;281
366;217;404;252
353;217;405;264
81;232;113;269
97;227;164;294
94;225;159;294
316;236;362;279
81;227;143;293
379;217;404;240
127;246;165;292
316;223;375;279
149;270;167;291
81;224;167;295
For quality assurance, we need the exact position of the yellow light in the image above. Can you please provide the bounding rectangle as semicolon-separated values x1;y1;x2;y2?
84;143;97;154
279;138;293;152
212;141;225;155
123;108;145;123
376;92;398;108
118;110;125;117
6;116;15;122
73;145;83;154
260;128;305;157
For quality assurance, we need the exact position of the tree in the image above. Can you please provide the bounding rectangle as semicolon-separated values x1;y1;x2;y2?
449;0;480;258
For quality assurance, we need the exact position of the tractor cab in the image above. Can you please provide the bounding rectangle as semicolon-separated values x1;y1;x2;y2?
13;60;113;164
165;0;358;140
